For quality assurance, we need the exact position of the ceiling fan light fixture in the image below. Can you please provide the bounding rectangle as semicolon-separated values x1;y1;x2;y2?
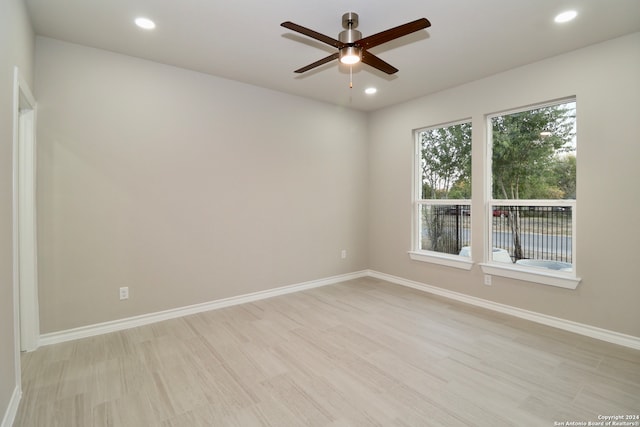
340;46;362;65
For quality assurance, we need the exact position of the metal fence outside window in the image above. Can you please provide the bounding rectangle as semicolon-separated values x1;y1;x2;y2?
491;205;573;264
421;204;573;265
420;204;471;255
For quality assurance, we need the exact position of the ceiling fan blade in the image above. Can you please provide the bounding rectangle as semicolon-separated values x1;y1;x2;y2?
357;18;431;50
361;51;398;74
294;52;340;73
281;21;345;48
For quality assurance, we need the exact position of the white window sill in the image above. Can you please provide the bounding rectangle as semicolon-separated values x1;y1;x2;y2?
408;251;474;270
479;262;581;289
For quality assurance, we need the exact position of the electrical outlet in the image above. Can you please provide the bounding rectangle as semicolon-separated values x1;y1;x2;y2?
484;275;492;286
341;249;347;259
119;286;129;300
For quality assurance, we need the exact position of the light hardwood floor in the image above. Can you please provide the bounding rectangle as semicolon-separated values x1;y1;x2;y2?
14;277;640;426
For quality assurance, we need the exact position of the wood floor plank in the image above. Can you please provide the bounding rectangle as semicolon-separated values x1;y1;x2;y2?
15;277;640;426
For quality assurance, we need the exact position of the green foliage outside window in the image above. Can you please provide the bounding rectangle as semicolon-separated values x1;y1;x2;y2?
492;103;576;200
420;122;472;199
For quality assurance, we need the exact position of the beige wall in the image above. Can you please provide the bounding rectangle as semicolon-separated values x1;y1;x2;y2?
35;37;369;333
0;0;34;419
28;31;640;340
368;32;640;337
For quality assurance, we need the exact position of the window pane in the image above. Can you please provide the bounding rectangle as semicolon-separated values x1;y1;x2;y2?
489;100;576;275
419;122;472;200
491;102;576;200
420;204;470;254
491;205;573;271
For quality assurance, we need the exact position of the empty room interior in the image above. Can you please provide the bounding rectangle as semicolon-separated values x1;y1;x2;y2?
2;0;640;425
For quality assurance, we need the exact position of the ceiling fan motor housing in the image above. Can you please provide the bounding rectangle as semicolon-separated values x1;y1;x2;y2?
339;12;362;63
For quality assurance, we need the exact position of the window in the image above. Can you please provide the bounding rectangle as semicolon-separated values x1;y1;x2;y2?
410;120;472;269
483;99;578;288
409;100;579;287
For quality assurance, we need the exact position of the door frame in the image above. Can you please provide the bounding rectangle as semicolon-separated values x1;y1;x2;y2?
12;65;39;372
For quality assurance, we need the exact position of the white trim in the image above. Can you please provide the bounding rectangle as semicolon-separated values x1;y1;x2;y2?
408;251;473;270
367;270;639;350
486;96;577;120
37;268;637;351
485;98;578;289
17;105;39;351
11;69;21;398
39;271;369;346
0;386;21;427
8;68;36;427
480;262;580;289
13;67;39;356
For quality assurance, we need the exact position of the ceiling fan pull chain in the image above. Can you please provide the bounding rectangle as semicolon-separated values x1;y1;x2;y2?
349;65;353;89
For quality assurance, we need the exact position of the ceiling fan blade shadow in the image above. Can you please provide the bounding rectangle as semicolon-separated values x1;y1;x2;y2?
357;18;431;50
361;51;398;75
294;52;340;73
281;21;345;48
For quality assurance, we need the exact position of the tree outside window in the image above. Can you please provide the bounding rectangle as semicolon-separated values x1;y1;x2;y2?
490;100;576;268
416;121;472;255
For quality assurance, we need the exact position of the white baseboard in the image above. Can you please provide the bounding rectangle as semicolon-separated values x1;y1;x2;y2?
367;270;640;350
1;386;21;427
38;271;369;347
38;269;640;351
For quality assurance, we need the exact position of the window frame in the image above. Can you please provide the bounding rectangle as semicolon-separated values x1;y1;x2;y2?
409;119;473;270
481;98;581;289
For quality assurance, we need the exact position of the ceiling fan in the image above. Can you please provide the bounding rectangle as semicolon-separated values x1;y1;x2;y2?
281;12;431;75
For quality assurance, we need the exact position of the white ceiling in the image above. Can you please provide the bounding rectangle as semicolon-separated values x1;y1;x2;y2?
25;0;640;112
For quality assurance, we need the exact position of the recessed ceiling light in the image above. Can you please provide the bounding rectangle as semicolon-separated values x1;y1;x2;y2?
365;87;377;95
554;10;577;23
135;17;156;30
